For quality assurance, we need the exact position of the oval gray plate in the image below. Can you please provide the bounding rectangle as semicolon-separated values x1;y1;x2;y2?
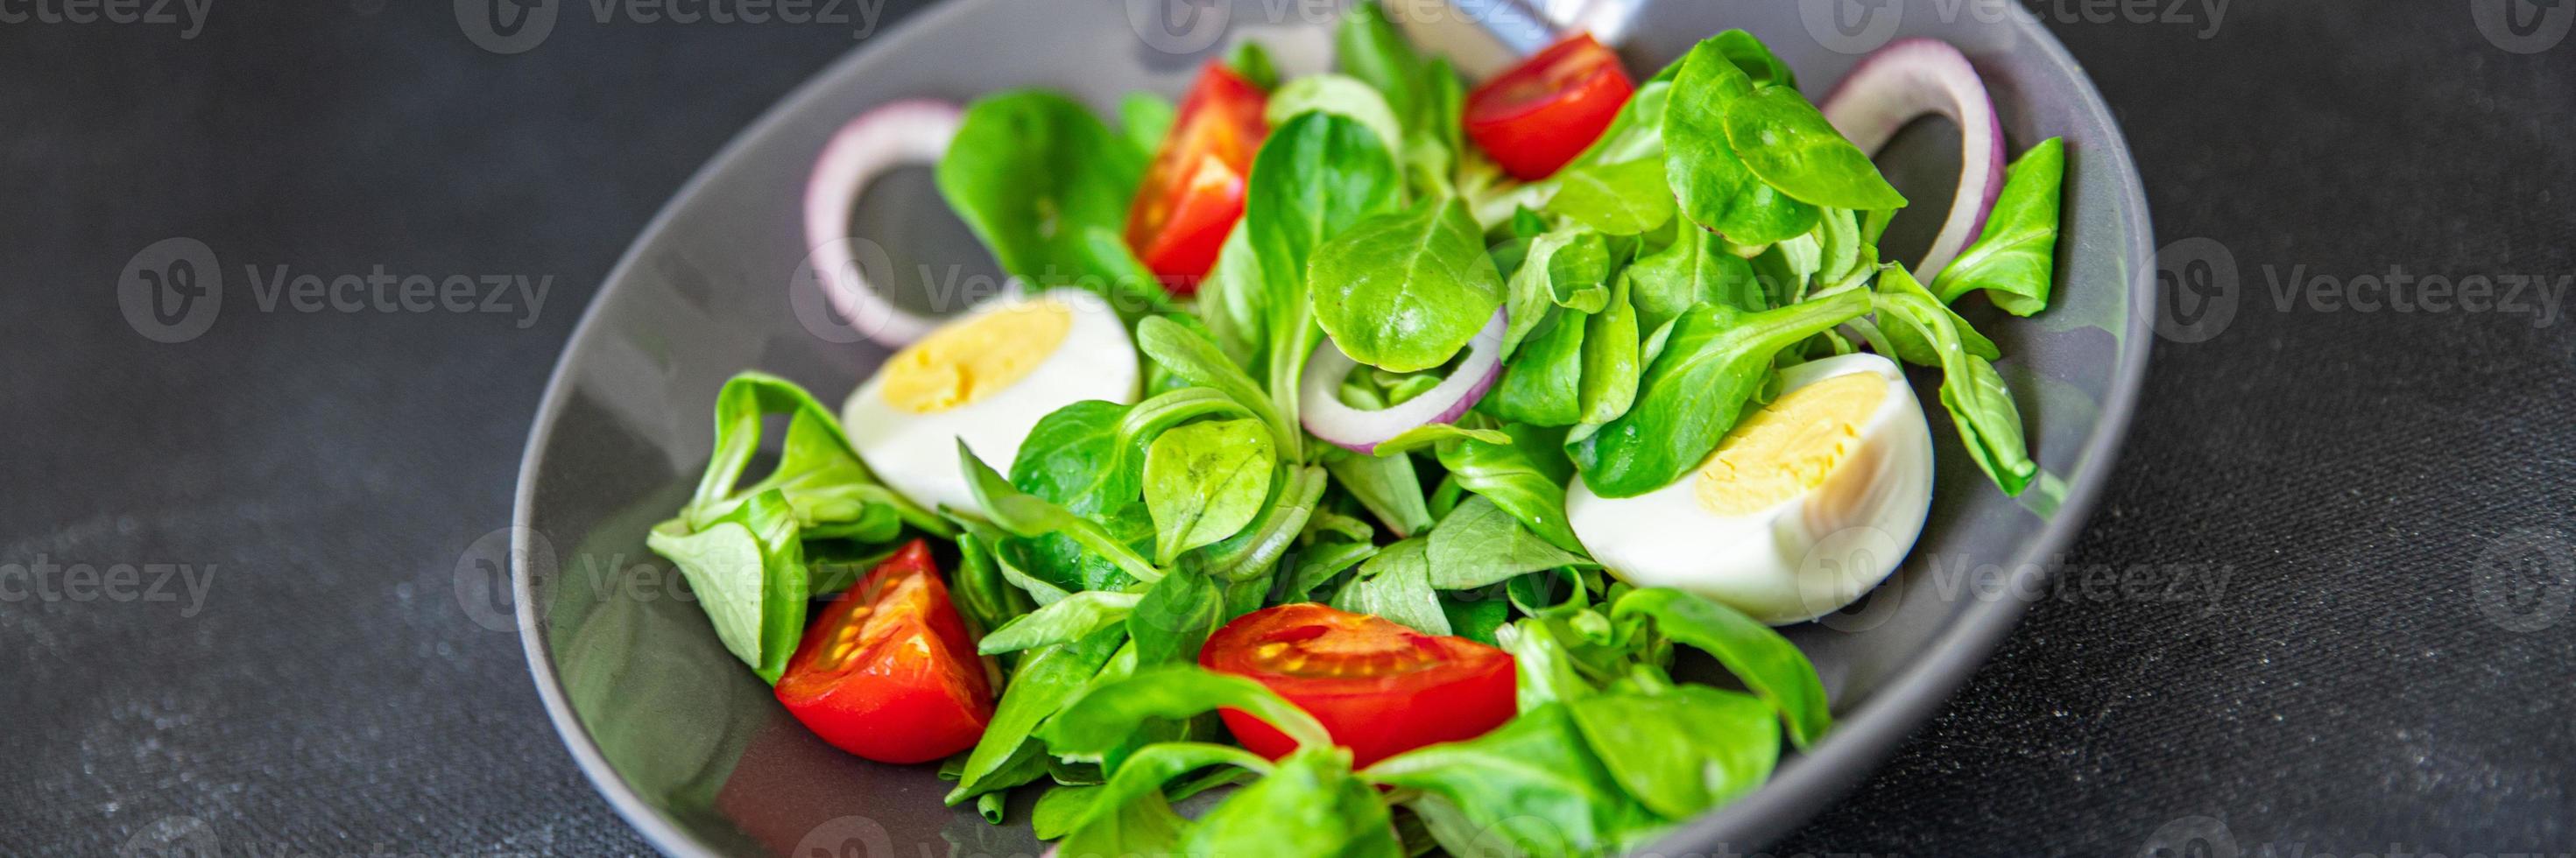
511;1;2156;854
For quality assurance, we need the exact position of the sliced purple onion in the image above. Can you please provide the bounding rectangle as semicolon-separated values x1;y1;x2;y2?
801;99;964;348
1300;308;1508;455
1820;39;2007;280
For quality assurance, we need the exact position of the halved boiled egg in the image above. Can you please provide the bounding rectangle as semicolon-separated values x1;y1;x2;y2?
842;289;1139;514
1568;352;1934;626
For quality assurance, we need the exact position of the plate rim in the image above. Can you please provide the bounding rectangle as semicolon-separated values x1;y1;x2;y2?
509;1;2159;854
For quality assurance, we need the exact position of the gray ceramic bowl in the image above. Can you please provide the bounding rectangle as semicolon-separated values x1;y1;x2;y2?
511;0;2155;854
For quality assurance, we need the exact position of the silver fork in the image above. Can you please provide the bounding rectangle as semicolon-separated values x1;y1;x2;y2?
1401;0;1651;73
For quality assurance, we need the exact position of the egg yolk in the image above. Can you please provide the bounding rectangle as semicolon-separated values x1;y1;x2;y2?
1695;371;1889;516
877;299;1072;413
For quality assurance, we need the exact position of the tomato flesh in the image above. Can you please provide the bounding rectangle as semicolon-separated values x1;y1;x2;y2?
775;539;992;764
1200;603;1517;767
1126;61;1268;294
1464;33;1636;180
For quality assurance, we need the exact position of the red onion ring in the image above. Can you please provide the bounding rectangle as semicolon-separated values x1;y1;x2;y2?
1819;39;2006;280
801;99;964;348
1300;307;1508;455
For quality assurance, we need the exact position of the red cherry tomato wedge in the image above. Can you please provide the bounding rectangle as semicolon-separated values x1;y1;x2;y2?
1199;603;1516;767
1126;61;1269;294
1464;33;1636;180
775;539;993;764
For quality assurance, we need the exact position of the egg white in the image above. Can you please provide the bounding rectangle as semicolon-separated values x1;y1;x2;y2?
1568;352;1936;625
841;288;1139;516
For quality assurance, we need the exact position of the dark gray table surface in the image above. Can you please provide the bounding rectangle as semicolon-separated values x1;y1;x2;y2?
4;1;2572;855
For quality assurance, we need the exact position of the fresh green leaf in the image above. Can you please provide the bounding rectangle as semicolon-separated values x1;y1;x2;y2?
1007;400;1156;592
1334;0;1429;139
1567;79;1671;172
1613;587;1832;748
1135;316;1300;459
1321;447;1433;538
1119;91;1176;157
977;590;1141;655
1403;58;1467;200
1542;231;1615;313
794;541;895;601
1425;496;1592;590
1435;420;1584;553
1504;617;1595;712
962;441;1164;583
1576;271;1642;425
1931;137;2065;315
1427;473;1467;524
646;489;805;684
681;372;944;540
1712;30;1796;89
937;91;1161;310
1724;86;1908;210
1808;210;1859;292
1547;158;1676;236
1767;231;1826;303
1197;222;1270;371
1487;306;1587;427
1228;39;1281;91
1187;463;1330;581
1330;538;1449;635
1269;74;1408;162
1500;229;1596;359
1114;386;1257;476
1875;269;2036;494
1246;112;1404;433
1568;686;1779;818
1056;786;1189;856
1143;418;1277;565
1366;423;1512;458
1874;261;2001;364
1309;195;1507;373
1186;748;1404;858
1628;228;1764;334
1302;506;1375;544
1054;741;1275;835
949;531;1034;637
1569;289;1873;497
1042;665;1332;760
1033;784;1097;840
1128;567;1224;667
946;627;1127;805
954;515;1077;607
1438;591;1513;646
1942;352;2038;495
1364;703;1660;855
1285;539;1379;601
1662;40;1817;244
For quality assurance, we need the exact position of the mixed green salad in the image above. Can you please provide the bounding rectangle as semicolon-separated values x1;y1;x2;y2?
648;5;2067;855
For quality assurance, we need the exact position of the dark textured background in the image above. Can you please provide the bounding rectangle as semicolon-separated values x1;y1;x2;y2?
4;0;2572;855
